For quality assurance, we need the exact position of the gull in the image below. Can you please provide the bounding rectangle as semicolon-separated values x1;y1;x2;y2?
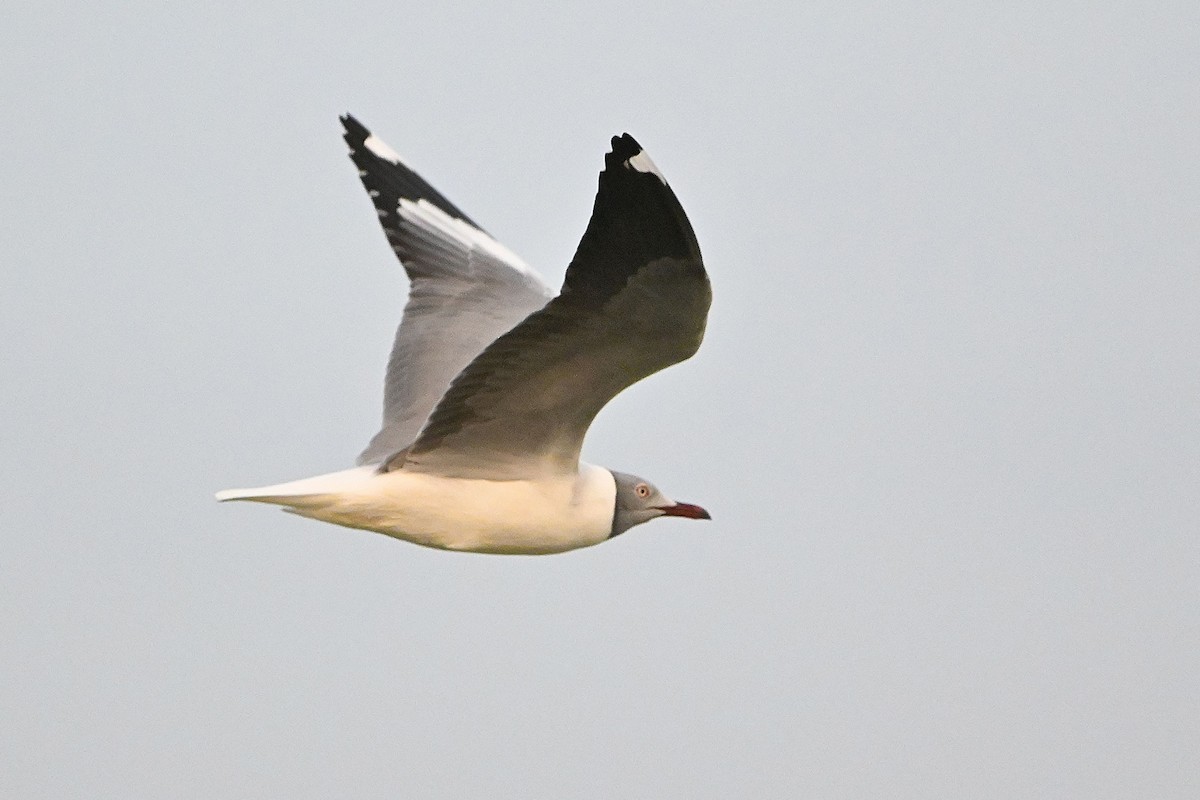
216;115;711;554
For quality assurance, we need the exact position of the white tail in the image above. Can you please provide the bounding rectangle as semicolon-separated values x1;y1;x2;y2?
214;487;260;502
214;466;378;505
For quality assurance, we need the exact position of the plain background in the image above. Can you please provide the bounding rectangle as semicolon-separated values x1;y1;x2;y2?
3;2;1198;797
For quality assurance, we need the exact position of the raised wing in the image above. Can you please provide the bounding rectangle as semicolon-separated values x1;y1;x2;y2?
388;134;710;479
341;115;554;465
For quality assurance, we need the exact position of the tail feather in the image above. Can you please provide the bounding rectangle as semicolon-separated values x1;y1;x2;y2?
215;466;377;505
214;487;300;504
215;488;256;502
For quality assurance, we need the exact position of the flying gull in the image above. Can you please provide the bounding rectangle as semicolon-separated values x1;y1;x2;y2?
217;115;712;554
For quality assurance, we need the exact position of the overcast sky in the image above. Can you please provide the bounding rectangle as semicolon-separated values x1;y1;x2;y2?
3;2;1198;797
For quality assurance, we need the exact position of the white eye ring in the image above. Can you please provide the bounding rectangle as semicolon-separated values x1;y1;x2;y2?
635;484;651;498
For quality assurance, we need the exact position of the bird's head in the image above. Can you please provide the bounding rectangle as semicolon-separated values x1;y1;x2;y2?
610;471;710;537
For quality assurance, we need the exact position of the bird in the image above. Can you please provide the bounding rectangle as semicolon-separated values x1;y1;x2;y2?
216;115;712;554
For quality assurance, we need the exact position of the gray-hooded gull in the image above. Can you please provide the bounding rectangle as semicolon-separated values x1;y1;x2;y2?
217;115;711;554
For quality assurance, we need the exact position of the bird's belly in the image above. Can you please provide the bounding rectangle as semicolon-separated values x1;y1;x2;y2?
289;464;617;555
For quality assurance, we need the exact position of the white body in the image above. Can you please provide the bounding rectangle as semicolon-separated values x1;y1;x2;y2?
216;463;618;555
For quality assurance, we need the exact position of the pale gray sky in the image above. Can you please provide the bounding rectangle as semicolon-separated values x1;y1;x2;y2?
3;2;1198;797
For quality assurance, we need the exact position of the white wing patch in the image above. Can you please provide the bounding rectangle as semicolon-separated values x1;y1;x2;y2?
364;134;404;164
625;150;667;185
397;198;541;279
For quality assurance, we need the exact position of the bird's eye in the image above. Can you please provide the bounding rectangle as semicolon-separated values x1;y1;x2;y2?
635;483;651;498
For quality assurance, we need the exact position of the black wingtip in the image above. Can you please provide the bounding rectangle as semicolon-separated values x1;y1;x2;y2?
341;113;369;147
560;132;702;303
603;133;672;188
606;133;646;168
339;115;486;232
609;133;642;158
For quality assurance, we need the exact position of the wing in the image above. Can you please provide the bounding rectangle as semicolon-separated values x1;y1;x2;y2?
341;115;554;465
388;134;710;479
